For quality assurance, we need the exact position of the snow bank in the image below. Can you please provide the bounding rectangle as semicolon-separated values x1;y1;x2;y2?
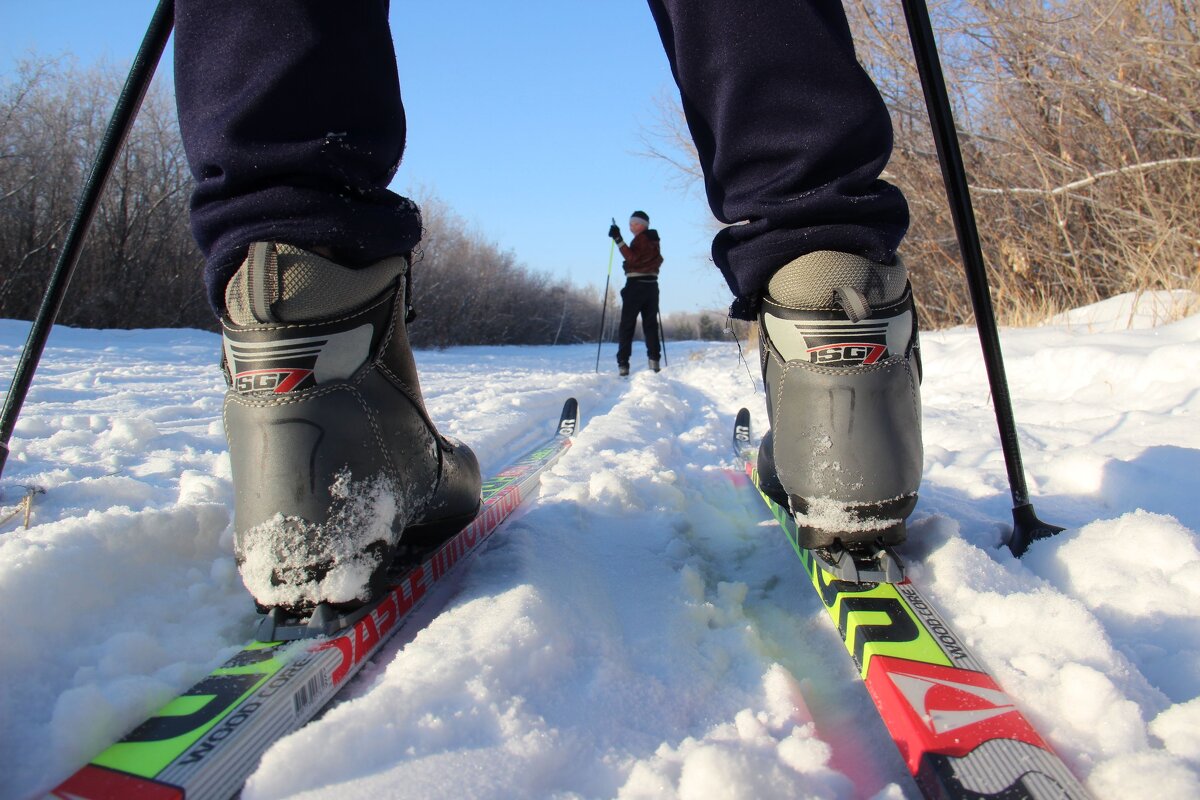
2;293;1198;799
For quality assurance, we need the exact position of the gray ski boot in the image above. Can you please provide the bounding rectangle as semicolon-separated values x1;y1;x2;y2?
221;242;481;612
757;251;922;581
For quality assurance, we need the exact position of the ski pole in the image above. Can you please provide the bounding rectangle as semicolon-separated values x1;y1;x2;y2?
594;220;617;373
0;0;175;479
899;0;1062;556
657;310;668;367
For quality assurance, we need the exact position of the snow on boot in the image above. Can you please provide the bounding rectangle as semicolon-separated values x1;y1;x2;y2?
757;250;922;550
221;242;481;611
619;364;630;377
649;358;661;373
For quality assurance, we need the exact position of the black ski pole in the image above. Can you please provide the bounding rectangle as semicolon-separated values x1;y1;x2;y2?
657;310;668;367
0;0;175;479
899;0;1062;556
595;219;617;373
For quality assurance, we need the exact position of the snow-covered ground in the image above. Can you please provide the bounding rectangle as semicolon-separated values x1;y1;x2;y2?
2;292;1199;800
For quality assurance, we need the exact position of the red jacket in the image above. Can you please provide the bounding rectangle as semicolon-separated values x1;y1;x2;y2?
619;230;663;277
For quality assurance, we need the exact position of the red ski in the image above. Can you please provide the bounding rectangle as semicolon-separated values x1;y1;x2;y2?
49;399;580;800
732;407;1092;800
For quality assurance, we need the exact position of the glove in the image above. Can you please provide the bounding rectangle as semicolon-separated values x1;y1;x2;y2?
608;224;623;244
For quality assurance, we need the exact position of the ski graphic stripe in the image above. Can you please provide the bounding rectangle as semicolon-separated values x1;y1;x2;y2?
780;515;952;675
49;764;183;800
51;399;581;800
731;407;1092;800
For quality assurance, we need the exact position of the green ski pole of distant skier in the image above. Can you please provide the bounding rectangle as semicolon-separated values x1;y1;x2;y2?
595;219;617;373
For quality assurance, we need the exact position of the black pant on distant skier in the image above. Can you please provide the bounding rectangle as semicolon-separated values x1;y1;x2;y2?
174;0;905;319
616;279;661;367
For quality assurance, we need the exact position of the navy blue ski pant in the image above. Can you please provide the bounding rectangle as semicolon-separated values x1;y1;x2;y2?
175;0;907;319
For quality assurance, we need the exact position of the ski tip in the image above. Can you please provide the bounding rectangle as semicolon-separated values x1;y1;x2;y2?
733;408;752;451
558;397;580;438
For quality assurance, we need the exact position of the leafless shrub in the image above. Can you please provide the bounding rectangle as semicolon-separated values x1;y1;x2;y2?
0;58;210;330
643;0;1200;327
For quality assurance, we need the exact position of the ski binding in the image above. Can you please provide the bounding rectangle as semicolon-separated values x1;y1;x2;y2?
811;541;905;584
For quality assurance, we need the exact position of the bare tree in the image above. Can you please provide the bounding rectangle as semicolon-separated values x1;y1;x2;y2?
406;191;607;347
641;0;1200;327
0;58;211;330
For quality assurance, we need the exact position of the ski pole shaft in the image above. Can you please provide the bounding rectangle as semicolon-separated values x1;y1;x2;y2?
658;310;668;366
0;0;175;479
595;226;616;373
594;266;612;372
899;0;1061;555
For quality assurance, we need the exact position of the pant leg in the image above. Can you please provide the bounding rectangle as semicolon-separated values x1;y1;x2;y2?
645;0;909;319
615;285;640;366
174;0;421;314
641;283;661;360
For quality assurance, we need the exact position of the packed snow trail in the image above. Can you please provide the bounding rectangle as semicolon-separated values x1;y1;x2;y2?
2;292;1199;799
47;400;581;800
239;363;866;799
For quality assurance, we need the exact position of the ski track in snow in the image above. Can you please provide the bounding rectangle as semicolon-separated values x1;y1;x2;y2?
1;292;1199;800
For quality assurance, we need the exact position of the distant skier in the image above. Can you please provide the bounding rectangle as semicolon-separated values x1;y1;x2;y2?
170;0;922;614
608;211;663;376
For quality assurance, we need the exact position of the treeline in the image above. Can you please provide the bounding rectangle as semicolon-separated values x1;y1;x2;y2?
660;311;750;342
0;60;209;329
648;0;1200;327
405;195;605;347
0;59;611;345
589;305;752;346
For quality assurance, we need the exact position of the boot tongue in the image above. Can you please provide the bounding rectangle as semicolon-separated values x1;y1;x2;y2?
765;251;907;310
225;242;406;325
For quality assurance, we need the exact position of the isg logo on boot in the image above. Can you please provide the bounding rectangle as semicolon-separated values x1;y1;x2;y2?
798;322;891;366
223;325;375;395
763;306;913;369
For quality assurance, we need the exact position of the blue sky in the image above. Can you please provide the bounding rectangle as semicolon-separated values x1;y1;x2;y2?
1;0;731;316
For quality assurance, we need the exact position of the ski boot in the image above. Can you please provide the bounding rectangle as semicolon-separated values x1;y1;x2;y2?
649;358;661;373
221;242;481;613
756;251;922;583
